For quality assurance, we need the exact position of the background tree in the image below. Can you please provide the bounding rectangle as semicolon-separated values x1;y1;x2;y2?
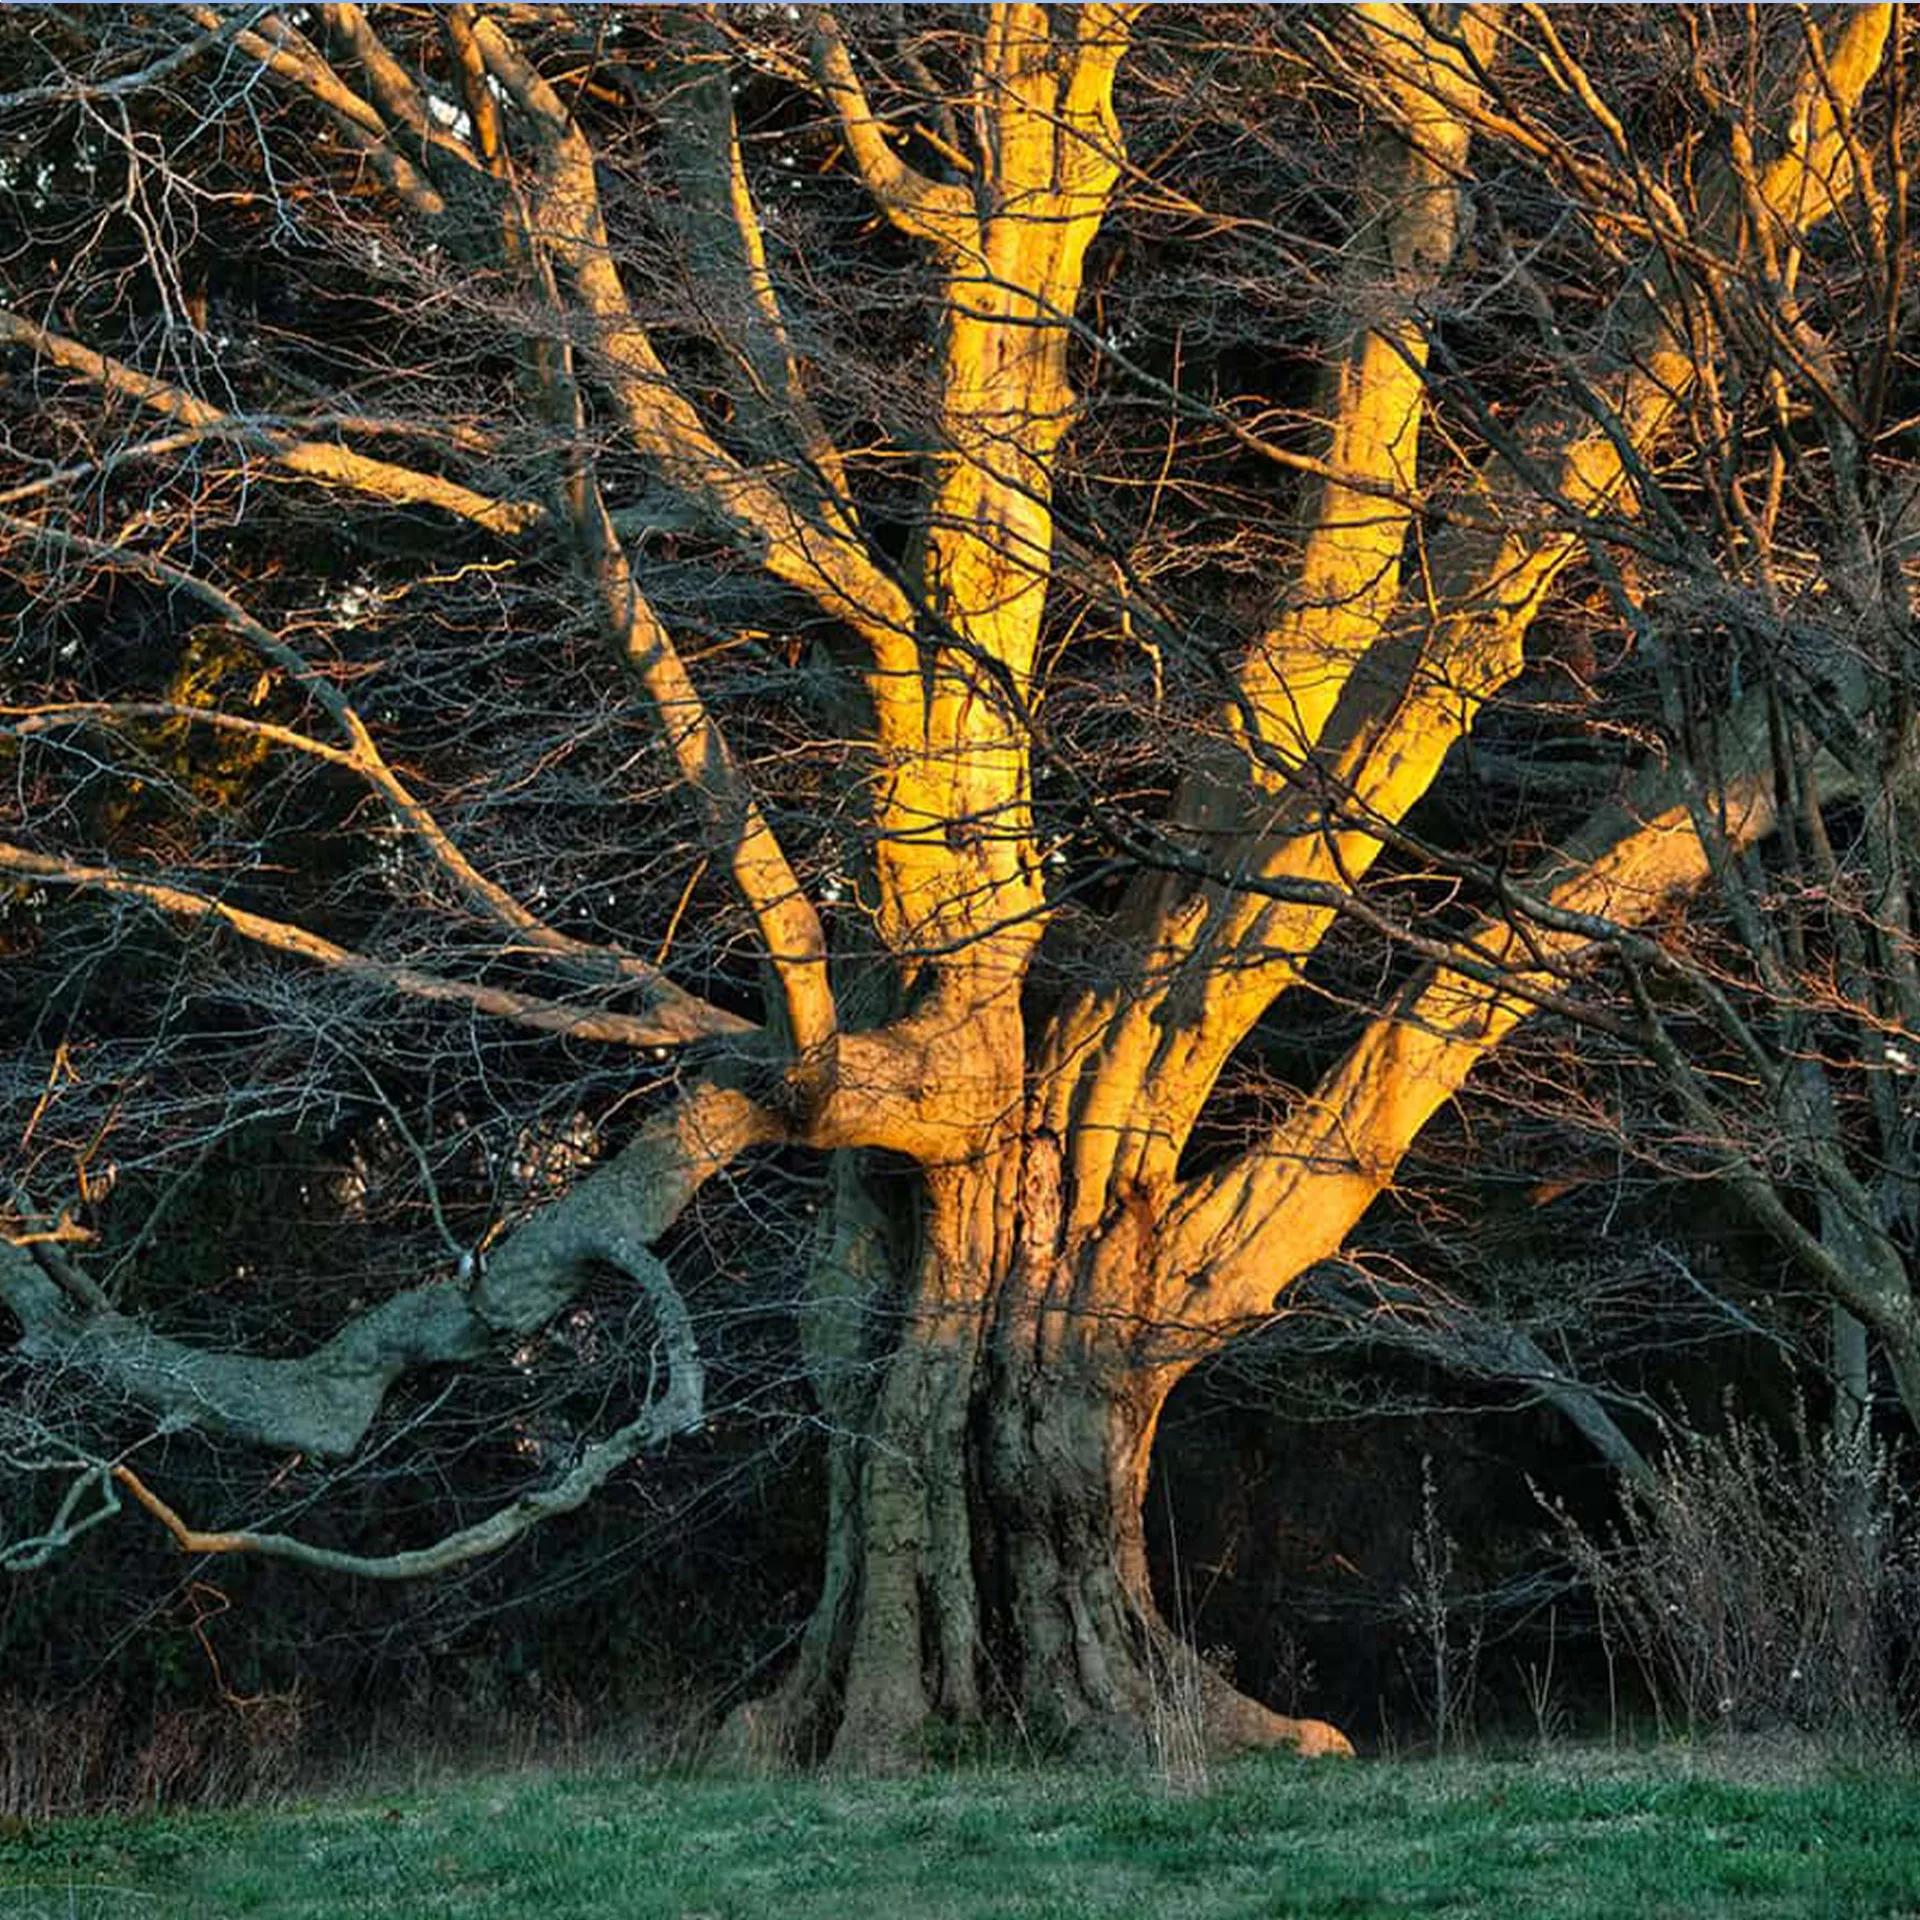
1;4;1905;1767
1521;160;1920;1453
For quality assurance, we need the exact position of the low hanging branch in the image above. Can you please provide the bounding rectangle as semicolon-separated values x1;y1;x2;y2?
0;1084;778;1458
107;1221;708;1580
110;1399;677;1580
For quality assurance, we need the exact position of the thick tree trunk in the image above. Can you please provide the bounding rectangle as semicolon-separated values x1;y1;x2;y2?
722;1149;1351;1769
979;1339;1351;1760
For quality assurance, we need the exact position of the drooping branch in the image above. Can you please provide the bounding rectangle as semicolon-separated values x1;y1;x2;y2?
0;1429;125;1574
109;1382;679;1577
1;1084;777;1459
105;1171;712;1579
2;1237;482;1458
1301;1263;1660;1491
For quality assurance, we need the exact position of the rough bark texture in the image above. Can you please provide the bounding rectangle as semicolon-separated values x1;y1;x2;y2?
722;1140;1352;1769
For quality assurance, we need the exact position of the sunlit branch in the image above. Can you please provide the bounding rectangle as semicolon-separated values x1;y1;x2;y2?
563;460;838;1059
320;2;482;180
468;13;924;706
809;10;978;255
1050;2;1894;1220
0;309;543;538
0;842;748;1050
1159;753;1786;1330
0;512;739;1029
182;5;447;217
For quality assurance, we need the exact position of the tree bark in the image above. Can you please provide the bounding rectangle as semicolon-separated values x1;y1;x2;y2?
723;1139;1349;1770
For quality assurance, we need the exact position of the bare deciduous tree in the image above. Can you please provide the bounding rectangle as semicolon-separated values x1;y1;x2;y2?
0;5;1903;1765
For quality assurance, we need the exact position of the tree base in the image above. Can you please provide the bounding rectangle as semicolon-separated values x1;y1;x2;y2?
715;1630;1353;1773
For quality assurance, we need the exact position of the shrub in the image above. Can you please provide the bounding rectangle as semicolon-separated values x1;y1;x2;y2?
1551;1409;1920;1739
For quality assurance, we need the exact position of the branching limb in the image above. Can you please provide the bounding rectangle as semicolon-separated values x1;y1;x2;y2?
1303;1263;1660;1490
319;2;484;183
809;10;978;254
183;6;448;218
0;1427;124;1574
179;7;908;685
0;308;544;538
1044;5;1894;1222
109;1385;674;1577
1;1084;777;1460
105;1217;708;1581
661;12;854;506
1;511;740;1033
468;15;922;695
1229;4;1495;775
1035;3;1494;1217
1263;1;1891;891
473;138;836;1058
1158;729;1792;1329
0;10;264;114
0;841;746;1050
562;464;839;1059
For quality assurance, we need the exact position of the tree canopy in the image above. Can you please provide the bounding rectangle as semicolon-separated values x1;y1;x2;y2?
3;4;1914;1766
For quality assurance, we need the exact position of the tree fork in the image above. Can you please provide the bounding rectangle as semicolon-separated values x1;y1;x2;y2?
725;1131;1350;1767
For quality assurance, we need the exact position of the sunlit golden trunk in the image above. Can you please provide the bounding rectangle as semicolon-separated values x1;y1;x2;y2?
726;1125;1347;1769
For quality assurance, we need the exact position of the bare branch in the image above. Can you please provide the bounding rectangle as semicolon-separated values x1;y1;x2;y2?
1160;734;1789;1328
809;10;978;254
0;308;545;538
469;14;923;696
0;512;742;1033
0;841;746;1050
183;5;448;218
1;1084;776;1458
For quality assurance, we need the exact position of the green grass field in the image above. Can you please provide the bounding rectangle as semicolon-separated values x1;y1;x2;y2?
3;1749;1918;1919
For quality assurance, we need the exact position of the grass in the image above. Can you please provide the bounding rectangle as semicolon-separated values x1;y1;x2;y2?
2;1748;1919;1919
